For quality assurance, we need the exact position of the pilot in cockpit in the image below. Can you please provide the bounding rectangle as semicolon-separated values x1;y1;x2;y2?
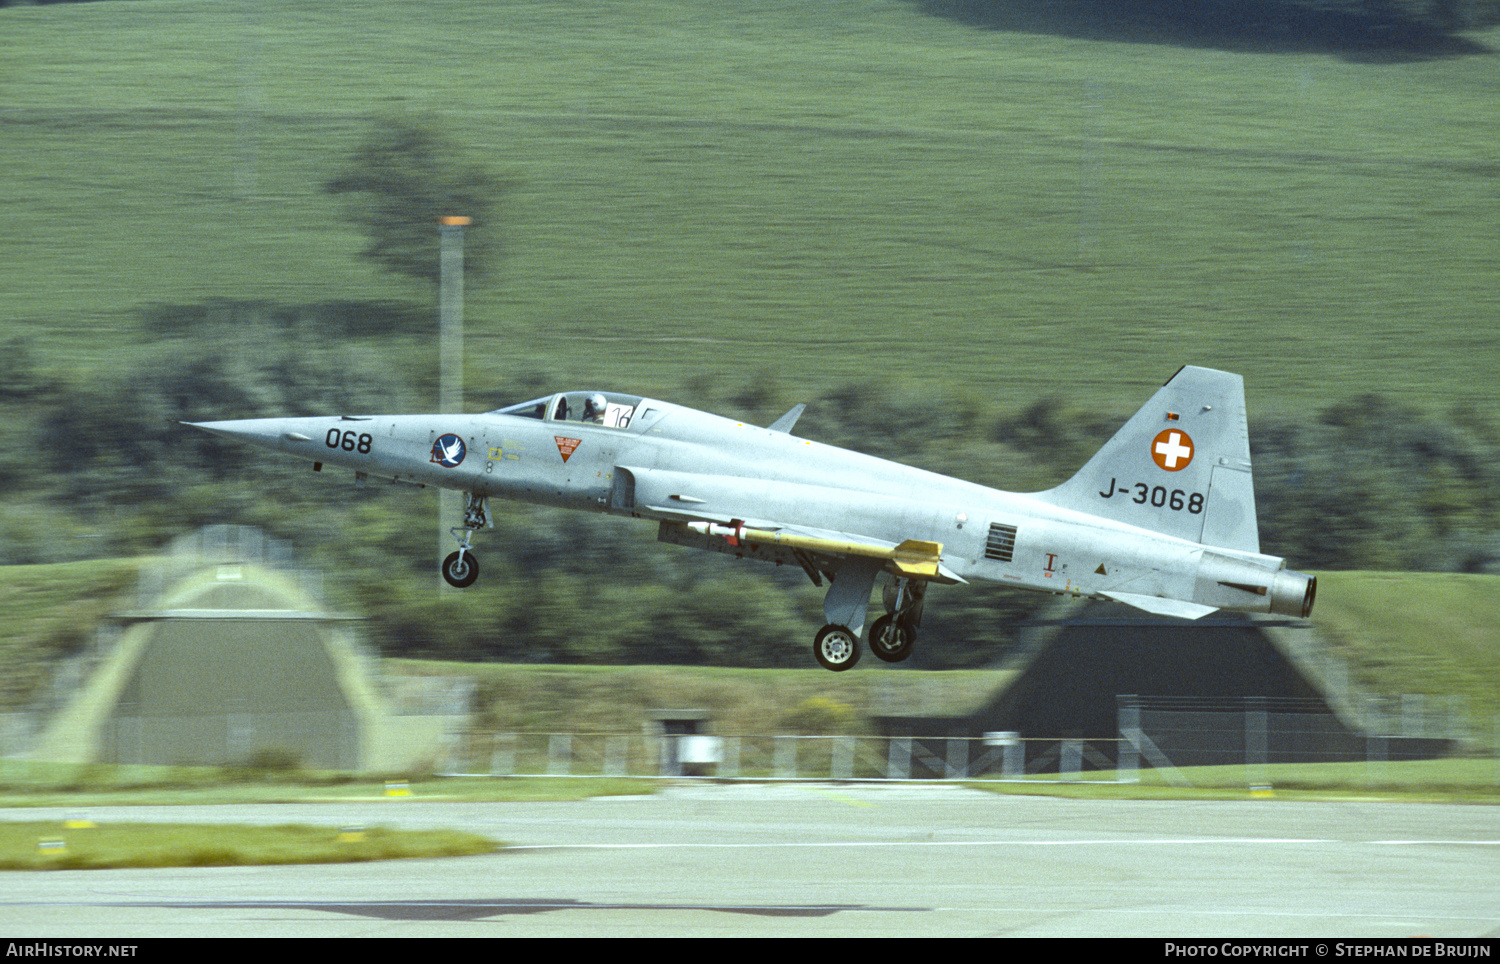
582;393;608;425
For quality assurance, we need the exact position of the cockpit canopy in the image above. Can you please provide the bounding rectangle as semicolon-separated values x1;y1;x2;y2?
490;391;647;429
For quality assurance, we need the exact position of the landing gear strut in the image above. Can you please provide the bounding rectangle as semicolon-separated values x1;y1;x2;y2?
442;493;489;589
869;577;924;663
811;556;884;672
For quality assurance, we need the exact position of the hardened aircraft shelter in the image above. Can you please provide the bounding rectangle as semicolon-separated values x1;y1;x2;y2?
27;527;457;773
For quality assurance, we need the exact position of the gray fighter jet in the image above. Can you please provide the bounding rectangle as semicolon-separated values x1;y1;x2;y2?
187;365;1315;671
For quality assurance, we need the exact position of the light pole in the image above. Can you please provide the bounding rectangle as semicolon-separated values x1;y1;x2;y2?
438;216;470;592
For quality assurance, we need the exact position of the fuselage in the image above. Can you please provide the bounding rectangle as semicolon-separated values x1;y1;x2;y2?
192;388;1310;618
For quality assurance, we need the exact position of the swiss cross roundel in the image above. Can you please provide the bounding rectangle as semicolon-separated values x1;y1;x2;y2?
1150;429;1194;471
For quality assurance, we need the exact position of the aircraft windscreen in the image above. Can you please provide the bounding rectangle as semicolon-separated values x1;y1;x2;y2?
490;392;644;428
490;397;550;419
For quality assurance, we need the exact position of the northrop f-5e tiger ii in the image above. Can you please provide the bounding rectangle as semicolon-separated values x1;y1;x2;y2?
187;366;1316;671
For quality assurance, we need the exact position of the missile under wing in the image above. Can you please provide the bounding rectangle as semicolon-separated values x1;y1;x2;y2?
186;367;1315;671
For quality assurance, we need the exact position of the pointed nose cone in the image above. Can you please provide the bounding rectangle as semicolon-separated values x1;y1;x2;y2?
182;418;318;449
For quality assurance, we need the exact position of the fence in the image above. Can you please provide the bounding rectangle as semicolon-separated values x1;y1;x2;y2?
451;731;1128;782
446;700;1498;784
1119;694;1467;773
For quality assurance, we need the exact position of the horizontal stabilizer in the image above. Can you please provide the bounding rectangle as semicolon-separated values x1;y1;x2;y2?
1101;591;1217;620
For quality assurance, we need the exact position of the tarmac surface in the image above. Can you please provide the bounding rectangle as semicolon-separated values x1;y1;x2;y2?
3;783;1498;938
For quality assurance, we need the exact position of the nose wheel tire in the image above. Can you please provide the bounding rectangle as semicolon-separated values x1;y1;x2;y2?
442;550;480;588
814;624;861;672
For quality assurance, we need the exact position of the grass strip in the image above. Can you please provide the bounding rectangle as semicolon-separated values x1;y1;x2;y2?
1;820;499;871
967;757;1500;802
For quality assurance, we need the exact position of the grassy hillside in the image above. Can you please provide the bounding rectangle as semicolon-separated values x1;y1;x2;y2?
416;659;1012;736
1312;571;1500;723
2;0;1496;413
0;558;147;709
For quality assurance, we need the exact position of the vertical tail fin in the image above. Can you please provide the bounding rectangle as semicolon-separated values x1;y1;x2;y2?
1038;366;1260;553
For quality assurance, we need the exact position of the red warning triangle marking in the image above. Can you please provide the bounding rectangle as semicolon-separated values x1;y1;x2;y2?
554;436;581;462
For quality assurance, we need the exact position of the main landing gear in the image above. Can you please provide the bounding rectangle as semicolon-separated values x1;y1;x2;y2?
442;493;489;589
812;574;927;672
869;577;924;664
814;625;861;671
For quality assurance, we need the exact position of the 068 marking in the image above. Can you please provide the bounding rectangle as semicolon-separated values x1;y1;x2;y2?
325;428;372;454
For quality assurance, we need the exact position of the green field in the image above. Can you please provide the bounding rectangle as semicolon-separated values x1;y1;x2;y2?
3;0;1496;412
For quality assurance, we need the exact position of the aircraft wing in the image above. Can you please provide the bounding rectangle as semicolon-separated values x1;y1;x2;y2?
624;463;965;585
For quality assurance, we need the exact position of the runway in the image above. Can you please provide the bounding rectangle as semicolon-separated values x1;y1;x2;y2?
4;783;1497;937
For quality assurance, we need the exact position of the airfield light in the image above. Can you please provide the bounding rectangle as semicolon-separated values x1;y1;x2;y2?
438;215;469;413
438;216;469;592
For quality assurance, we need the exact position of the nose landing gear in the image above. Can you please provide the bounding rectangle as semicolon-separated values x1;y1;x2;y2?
442;549;479;588
442;493;490;589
